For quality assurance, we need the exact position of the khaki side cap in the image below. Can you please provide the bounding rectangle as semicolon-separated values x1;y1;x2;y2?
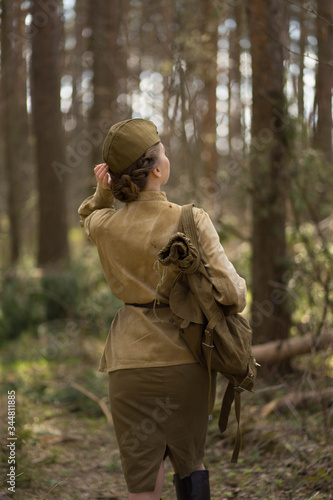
102;119;161;174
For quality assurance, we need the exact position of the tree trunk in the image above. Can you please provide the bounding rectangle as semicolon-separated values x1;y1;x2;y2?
313;0;333;162
247;0;291;347
297;1;306;122
117;0;131;120
64;0;89;221
89;0;121;170
72;0;88;126
1;1;30;264
1;1;20;263
199;0;218;182
161;0;173;138
30;0;69;267
228;2;242;154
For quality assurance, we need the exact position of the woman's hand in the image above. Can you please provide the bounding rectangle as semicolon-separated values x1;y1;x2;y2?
94;163;111;190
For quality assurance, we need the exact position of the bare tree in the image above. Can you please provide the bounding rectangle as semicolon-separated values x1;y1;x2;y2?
313;0;333;162
0;1;29;264
247;0;291;349
297;0;306;122
30;0;69;266
228;2;243;154
198;0;219;183
89;0;123;170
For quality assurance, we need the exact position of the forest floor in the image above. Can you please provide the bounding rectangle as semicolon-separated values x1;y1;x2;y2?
0;333;332;500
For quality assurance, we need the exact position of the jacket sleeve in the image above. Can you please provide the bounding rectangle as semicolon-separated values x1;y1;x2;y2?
193;208;247;313
78;184;115;242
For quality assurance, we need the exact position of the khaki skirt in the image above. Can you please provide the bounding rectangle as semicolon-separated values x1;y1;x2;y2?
108;363;216;493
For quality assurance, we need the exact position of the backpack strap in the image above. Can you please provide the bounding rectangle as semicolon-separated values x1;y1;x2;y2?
180;203;214;413
179;202;244;463
219;383;241;463
179;204;199;249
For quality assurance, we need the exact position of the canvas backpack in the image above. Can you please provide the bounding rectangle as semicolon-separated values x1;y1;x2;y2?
157;204;259;463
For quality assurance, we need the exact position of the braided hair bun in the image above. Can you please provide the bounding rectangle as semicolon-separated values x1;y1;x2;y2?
110;143;161;203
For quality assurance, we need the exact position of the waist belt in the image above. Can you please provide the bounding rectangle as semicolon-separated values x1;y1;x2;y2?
125;301;169;309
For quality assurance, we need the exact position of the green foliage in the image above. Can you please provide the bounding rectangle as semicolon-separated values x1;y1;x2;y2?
0;273;45;341
289;148;333;222
41;271;80;321
287;147;333;336
0;243;122;344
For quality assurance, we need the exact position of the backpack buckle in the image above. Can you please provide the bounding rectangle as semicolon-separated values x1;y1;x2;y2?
234;385;246;392
203;326;214;347
235;372;255;393
202;342;214;348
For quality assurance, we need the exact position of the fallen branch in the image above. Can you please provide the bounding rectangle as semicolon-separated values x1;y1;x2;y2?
252;330;333;365
69;381;113;424
260;387;333;417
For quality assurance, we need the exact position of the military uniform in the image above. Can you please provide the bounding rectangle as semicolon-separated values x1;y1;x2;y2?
78;185;246;493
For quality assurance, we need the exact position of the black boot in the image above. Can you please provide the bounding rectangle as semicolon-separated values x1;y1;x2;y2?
187;470;210;500
173;473;189;499
173;470;210;500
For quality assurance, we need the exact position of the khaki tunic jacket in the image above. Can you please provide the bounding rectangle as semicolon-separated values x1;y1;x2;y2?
78;186;247;373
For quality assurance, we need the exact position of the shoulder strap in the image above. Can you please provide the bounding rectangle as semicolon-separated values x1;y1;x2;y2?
179;203;199;249
181;202;244;464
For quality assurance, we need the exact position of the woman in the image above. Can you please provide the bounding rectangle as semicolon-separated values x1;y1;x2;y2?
78;119;247;500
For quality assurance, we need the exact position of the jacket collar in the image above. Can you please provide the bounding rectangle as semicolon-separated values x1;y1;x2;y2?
135;191;167;202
